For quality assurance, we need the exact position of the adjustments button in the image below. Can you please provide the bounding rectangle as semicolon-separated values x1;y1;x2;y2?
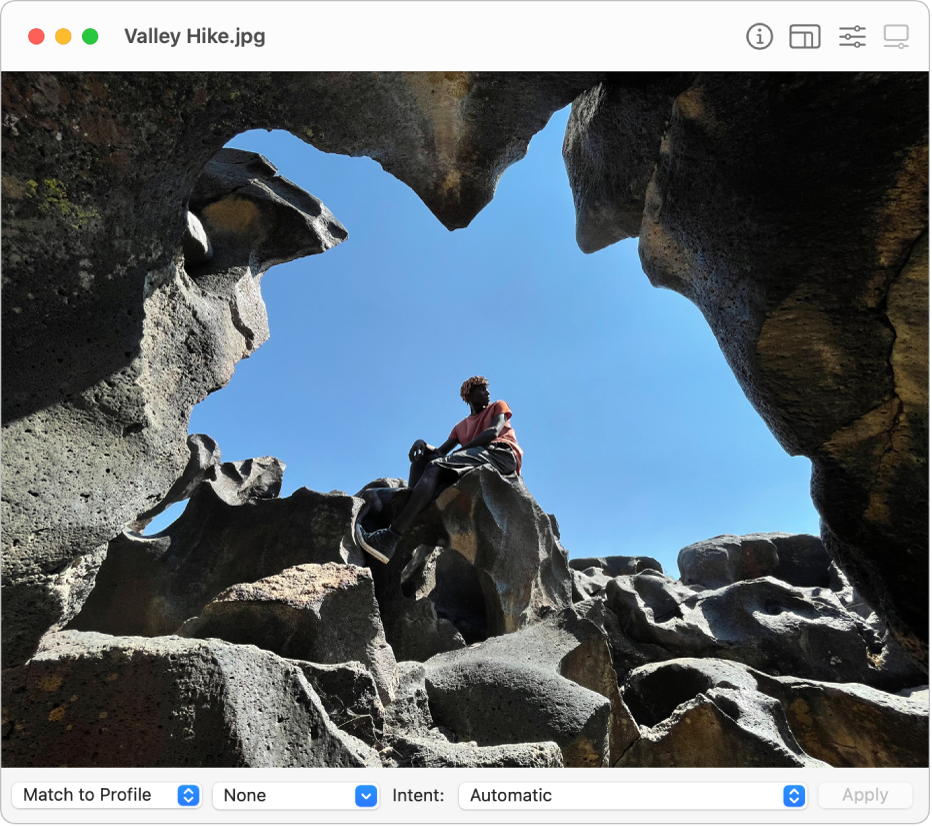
178;785;200;807
783;785;805;808
355;784;378;808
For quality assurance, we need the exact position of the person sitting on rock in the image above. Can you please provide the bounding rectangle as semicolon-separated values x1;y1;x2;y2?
355;375;523;564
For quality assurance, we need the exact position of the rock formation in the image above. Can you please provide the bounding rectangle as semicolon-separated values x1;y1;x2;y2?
1;70;927;769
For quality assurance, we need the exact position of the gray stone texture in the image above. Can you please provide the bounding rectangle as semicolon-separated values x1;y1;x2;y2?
291;660;385;748
388;734;563;768
68;485;365;637
605;571;924;691
633;73;928;664
1;631;379;768
563;75;692;251
424;656;610;768
569;555;664;577
180;563;397;703
357;468;573;660
623;658;928;768
422;608;637;763
678;533;832;590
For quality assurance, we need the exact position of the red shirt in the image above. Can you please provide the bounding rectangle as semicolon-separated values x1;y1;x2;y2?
449;400;523;474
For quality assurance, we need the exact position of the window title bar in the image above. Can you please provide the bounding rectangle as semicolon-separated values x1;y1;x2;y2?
1;1;929;72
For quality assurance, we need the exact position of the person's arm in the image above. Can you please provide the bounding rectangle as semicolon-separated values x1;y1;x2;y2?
409;436;459;463
461;413;507;450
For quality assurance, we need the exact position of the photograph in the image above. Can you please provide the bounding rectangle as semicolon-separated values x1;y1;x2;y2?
1;70;928;771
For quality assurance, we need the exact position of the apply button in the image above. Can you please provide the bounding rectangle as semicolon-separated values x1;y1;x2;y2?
818;783;912;809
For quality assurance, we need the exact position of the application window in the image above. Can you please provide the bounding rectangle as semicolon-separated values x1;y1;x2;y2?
0;2;928;824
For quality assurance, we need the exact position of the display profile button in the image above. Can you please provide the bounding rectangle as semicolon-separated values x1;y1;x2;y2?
355;785;378;808
783;785;805;808
177;785;200;807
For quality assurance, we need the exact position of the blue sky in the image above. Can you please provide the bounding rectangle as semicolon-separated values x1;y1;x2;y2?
148;105;820;576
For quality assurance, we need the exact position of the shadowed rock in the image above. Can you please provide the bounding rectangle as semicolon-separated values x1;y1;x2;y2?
357;468;573;661
401;545;488;643
68;484;365;637
1;631;378;768
570;555;664;601
623;658;929;768
132;434;222;530
570;555;664;577
678;533;831;590
606;571;924;690
635;73;928;663
180;563;397;703
430;608;637;764
423;656;611;768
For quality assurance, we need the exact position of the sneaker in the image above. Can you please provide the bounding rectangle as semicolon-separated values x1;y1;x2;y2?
355;522;401;564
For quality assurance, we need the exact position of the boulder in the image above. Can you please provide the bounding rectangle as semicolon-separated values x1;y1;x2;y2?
423;657;610;768
605;572;923;690
570;555;664;577
68;485;366;637
571;567;613;601
358;467;573;652
291;660;384;747
575;597;673;679
180;563;397;703
1;631;378;768
388;734;563;768
678;533;831;590
622;659;830;768
623;658;928;768
422;609;635;766
427;608;636;763
635;73;929;663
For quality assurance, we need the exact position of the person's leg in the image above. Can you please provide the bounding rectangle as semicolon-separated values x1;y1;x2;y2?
407;452;432;488
392;462;448;535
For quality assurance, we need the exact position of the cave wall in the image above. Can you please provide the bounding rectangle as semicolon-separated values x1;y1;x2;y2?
1;71;927;669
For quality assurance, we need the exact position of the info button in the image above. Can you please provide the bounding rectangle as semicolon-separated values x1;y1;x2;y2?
819;783;912;809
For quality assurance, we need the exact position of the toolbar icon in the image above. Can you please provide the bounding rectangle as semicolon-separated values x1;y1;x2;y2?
747;23;773;50
839;26;867;47
783;785;806;808
885;25;909;48
790;24;821;49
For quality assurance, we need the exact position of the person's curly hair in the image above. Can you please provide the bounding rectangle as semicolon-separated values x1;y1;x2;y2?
460;375;489;402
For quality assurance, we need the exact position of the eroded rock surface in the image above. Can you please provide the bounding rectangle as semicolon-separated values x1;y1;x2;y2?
1;140;347;666
634;73;929;663
1;631;378;768
358;468;573;652
622;658;928;768
605;571;923;690
678;533;831;590
424;656;611;767
68;484;365;637
425;608;637;764
180;563;397;703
